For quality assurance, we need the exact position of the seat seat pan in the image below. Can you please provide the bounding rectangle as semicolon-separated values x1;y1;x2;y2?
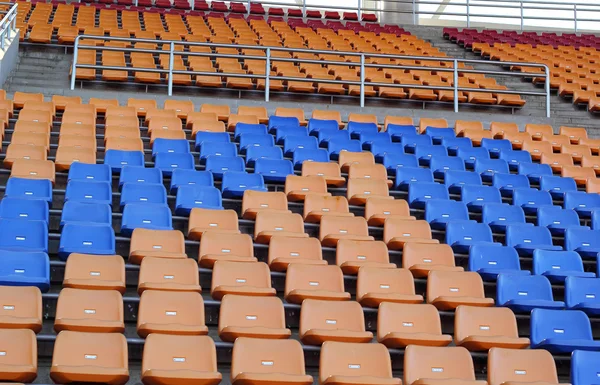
323;375;401;385
367;214;416;227
359;293;424;308
233;372;314;385
387;237;439;250
503;299;565;313
219;326;291;342
129;251;187;265
304;211;354;224
379;331;453;348
340;261;396;275
321;234;375;247
211;285;276;301
255;231;308;244
431;296;495;310
408;264;463;278
50;365;129;385
301;329;374;345
269;257;328;272
458;335;530;351
199;255;258;268
143;368;222;385
54;318;125;333
137;282;202;294
285;289;351;305
535;338;600;354
137;322;209;338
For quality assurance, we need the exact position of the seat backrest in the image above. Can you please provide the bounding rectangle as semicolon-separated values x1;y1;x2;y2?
218;294;286;332
319;341;394;384
212;261;272;297
0;285;42;331
454;306;521;345
254;211;305;237
137;290;206;335
242;190;288;214
446;221;493;245
469;244;521;272
320;215;369;239
55;287;123;331
427;271;486;302
356;267;418;304
199;231;254;258
187;208;239;239
531;308;593;345
378;302;442;339
533;249;583;275
461;185;502;205
303;195;349;218
285;175;328;196
424;199;469;223
404;345;476;385
336;239;390;266
285;264;345;295
129;229;185;261
0;328;36;378
487;347;558;385
300;299;366;338
138;257;199;294
383;218;434;243
268;236;323;268
419;117;448;133
565;276;600;309
497;274;554;305
512;187;553;207
506;223;553;247
302;161;344;180
63;253;125;292
364;197;411;221
11;159;55;183
339;151;375;170
403;242;456;270
455;120;483;134
312;110;342;125
348;163;388;182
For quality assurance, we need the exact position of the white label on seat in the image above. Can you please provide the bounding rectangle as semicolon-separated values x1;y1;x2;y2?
0;352;5;356
340;229;347;234
322;208;330;212
85;355;97;360
476;198;483;201
236;278;247;283
137;179;146;183
479;325;490;330
24;156;30;160
14;269;24;273
554;329;564;334
518;291;528;296
246;315;257;320
261;361;274;366
514;370;527;375
153;245;163;249
402;322;413;327
3;305;14;310
143;220;151;224
552;265;560;269
309;281;319;286
163;275;174;279
357;255;366;260
29;172;37;175
209;223;218;227
140;197;148;202
83;241;93;246
260;204;269;207
450;287;459;292
425;195;432;198
90;271;101;278
15;236;25;241
498;217;506;221
586;294;596;299
348;364;360;369
85;195;93;199
326;319;337;324
464;236;472;241
275;227;283;231
173;357;186;362
380;284;390;289
194;201;203;204
432;368;444;373
383;211;391;215
171;164;178;168
222;249;231;253
488;261;497;265
523;239;531;243
583;243;591;246
25;192;33;195
403;233;410;236
302;188;309;191
84;309;96;314
166;311;177;316
442;214;449;218
290;252;299;256
553;221;560;224
423;258;432;263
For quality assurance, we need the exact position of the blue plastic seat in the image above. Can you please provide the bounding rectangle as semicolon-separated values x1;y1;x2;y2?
276;126;308;144
246;146;283;167
383;153;418;174
571;350;600;385
120;183;167;210
371;141;403;162
530;308;600;354
565;228;600;259
424;127;455;144
268;116;300;132
481;202;527;232
65;180;112;206
475;158;509;182
0;218;48;253
518;162;553;183
564;191;600;218
506;223;562;256
533;250;594;284
444;170;482;194
152;138;190;157
359;132;391;151
469;244;529;281
497;274;564;313
121;203;173;236
154;153;195;176
481;138;512;157
408;182;449;209
347;121;378;139
565;277;600;316
327;138;361;159
169;169;213;195
395;167;433;191
429;155;465;179
425;199;471;230
58;223;116;260
104;150;144;173
386;124;416;141
222;171;267;198
254;158;294;183
446;221;496;253
239;133;275;153
0;197;49;222
592;209;600;230
537;206;583;236
401;134;433;153
194;132;230;151
234;123;268;141
175;185;223;215
68;163;112;183
0;250;50;292
461;185;502;212
205;155;245;179
415;145;447;167
199;142;237;163
492;173;530;197
540;175;578;199
512;188;553;215
307;119;338;135
318;129;349;147
283;135;318;157
292;149;329;170
457;147;490;169
60;201;112;228
440;137;472;156
499;149;532;171
119;166;163;189
5;178;52;206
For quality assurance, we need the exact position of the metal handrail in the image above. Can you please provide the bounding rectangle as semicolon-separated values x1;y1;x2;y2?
71;35;551;117
0;2;17;51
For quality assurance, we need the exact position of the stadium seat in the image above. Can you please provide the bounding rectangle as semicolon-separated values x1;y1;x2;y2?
65;180;112;206
387;124;417;141
0;218;48;253
427;270;494;310
446;221;496;253
336;239;395;274
469;244;529;281
564;228;600;258
299;299;373;345
481;203;527;232
221;171;267;198
571;350;600;385
538;206;584;237
384;218;439;250
128;228;186;265
285;175;330;202
533;250;594;283
403;242;462;278
415;145;447;166
239;134;274;154
540;175;578;199
58;223;115;260
0;249;49;291
50;331;129;385
60;201;112;228
487;347;561;385
169;169;213;195
119;166;163;189
401;134;433;153
481;138;512;157
461;185;502;213
154;152;195;176
457;147;490;169
121;203;172;236
218;294;290;342
198;231;256;268
68;162;112;183
474;158;509;182
564;191;600;217
283;135;317;157
254;158;294;183
424;198;472;230
104;150;145;173
138;257;200;294
530;308;600;354
175;185;222;215
152;138;190;157
383;153;419;173
137;290;207;337
246;146;284;167
444;170;482;194
403;345;484;385
0;328;38;382
408;182;449;209
429;155;465;179
302;195;352;223
492;173;530;197
211;260;275;300
319;216;374;247
565;277;600;316
512;188;554;215
506;223;562;256
284;264;350;304
455;305;530;351
364;197;415;226
54;287;124;333
63;253;125;293
5;177;52;206
496;274;564;313
0;197;48;222
518;162;553;183
356;267;423;307
234;123;268;141
267;236;326;272
394;167;433;191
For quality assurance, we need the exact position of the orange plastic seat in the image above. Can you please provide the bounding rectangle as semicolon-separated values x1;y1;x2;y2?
336;239;395;274
54;288;124;333
55;147;96;172
384;116;413;130
285;264;350;304
403;243;463;278
275;107;306;125
3;144;47;168
338;151;375;173
138;257;201;294
267;236;327;272
254;211;307;244
522;139;553;161
384;218;439;250
461;129;494;146
318;341;400;385
377;302;452;348
319;216;374;247
199;231;257;268
50;331;129;385
561;143;592;162
11;159;55;184
200;104;230;122
137;290;208;337
218;294;291;342
427;270;494;310
542;134;571;152
364;197;415;226
141;334;222;385
230;338;313;385
346;178;391;205
164;99;194;119
302;162;346;187
356;266;423;307
227;114;260;131
489;122;519;138
238;106;269;124
454;120;483;136
312;110;342;127
561;165;596;187
105;106;137;119
63;253;125;293
581;154;600;175
127;98;157;117
454;306;530;351
187;208;240;240
559;126;587;144
404;345;485;385
11;132;50;151
13;92;43;109
53;95;82;111
129;229;187;265
419;117;447;133
284;175;331;202
487;348;561;385
211;261;276;300
0;329;38;383
0;286;42;333
89;98;119;114
105;137;144;151
242;191;291;220
303;195;353;223
299;299;372;345
540;152;574;173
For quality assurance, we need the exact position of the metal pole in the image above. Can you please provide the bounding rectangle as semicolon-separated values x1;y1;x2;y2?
265;48;271;102
412;0;417;25
453;59;459;113
545;65;550;118
247;0;251;16
466;0;470;27
191;0;194;11
520;1;524;31
1;29;5;51
360;54;365;108
302;0;306;18
70;37;80;91
574;4;578;32
168;41;174;96
357;0;362;19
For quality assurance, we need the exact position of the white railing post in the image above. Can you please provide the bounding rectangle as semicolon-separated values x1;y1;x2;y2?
360;54;365;108
412;0;416;25
247;0;251;15
520;1;524;31
574;4;578;33
265;47;271;102
466;0;470;27
453;59;459;113
168;41;174;96
135;0;138;6
357;0;362;20
70;36;80;90
545;65;550;118
302;0;306;18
